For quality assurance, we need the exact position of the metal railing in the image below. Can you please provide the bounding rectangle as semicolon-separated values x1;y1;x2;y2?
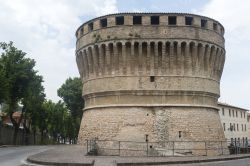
86;139;250;157
86;138;98;155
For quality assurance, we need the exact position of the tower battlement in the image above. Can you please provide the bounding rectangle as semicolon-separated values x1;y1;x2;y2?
76;13;224;39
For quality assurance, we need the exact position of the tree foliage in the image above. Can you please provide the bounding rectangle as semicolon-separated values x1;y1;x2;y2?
0;42;79;145
0;41;44;144
57;77;84;142
57;77;84;118
40;100;77;143
22;74;45;144
0;68;7;103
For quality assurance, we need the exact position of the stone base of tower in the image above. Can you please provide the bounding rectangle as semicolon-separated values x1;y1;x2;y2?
78;106;228;156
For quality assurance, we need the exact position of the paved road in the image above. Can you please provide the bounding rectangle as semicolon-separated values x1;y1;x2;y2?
155;158;250;166
0;146;51;166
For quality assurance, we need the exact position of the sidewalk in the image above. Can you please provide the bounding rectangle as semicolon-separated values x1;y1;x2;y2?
27;145;250;166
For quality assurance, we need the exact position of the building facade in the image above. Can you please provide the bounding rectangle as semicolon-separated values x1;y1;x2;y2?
75;13;227;155
218;102;249;145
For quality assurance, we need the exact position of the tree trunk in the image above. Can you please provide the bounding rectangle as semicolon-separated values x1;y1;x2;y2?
53;132;57;143
33;129;36;144
74;138;77;144
23;115;30;145
9;105;25;145
12;126;19;145
41;130;44;144
10;112;19;145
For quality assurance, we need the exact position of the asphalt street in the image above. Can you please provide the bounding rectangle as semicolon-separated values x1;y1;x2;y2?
0;146;51;166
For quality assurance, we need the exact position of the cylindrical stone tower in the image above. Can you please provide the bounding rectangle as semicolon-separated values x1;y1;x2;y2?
76;13;226;155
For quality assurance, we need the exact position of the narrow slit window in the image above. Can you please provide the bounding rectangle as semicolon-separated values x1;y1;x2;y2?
88;22;93;31
133;16;142;25
185;16;193;25
179;131;182;138
201;19;207;28
168;16;176;25
100;18;107;28
150;76;155;82
80;28;83;35
116;16;124;25
151;16;159;25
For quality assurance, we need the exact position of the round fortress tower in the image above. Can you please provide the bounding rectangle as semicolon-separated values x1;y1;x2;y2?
75;13;226;154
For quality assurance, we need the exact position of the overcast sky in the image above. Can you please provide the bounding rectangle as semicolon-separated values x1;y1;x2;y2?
0;0;249;109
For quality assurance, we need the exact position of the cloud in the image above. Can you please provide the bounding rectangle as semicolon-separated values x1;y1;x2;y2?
198;0;250;109
0;0;118;101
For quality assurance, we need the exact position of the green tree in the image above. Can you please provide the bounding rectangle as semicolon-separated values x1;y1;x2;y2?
49;101;65;142
0;69;7;103
57;77;84;118
38;102;49;144
0;41;38;144
39;100;55;143
42;100;68;143
31;99;78;144
57;77;84;143
22;74;45;144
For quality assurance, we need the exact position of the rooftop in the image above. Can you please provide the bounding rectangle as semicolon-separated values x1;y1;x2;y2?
218;102;249;112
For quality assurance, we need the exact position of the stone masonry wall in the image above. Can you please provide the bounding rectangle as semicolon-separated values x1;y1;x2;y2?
78;106;226;155
78;107;225;144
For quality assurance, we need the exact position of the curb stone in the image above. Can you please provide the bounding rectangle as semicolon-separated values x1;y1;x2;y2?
117;155;250;165
27;155;250;166
27;157;94;166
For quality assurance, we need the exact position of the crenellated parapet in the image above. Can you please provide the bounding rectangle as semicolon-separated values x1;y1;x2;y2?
76;13;224;39
76;13;224;50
